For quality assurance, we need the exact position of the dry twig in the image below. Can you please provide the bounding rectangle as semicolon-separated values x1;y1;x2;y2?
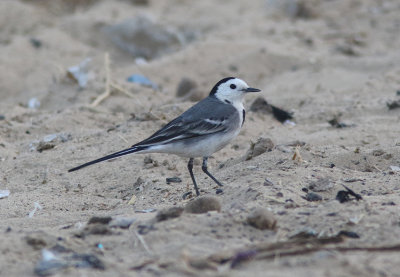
90;53;140;107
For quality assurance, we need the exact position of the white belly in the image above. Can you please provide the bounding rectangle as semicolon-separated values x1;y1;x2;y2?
144;128;240;158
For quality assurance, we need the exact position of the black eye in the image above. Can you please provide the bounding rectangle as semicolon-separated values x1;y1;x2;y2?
230;84;236;89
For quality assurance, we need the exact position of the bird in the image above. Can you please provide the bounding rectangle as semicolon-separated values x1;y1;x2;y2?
69;77;261;196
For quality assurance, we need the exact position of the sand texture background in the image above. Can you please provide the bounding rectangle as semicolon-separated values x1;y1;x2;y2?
1;0;400;276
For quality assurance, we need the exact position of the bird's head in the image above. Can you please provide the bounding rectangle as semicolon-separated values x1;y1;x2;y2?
210;77;260;104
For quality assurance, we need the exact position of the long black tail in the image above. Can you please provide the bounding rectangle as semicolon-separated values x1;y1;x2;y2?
68;146;146;172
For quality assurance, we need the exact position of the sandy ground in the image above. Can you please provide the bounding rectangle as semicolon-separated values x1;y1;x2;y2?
1;0;400;276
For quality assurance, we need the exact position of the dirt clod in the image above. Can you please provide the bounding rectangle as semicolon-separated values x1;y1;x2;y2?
155;206;184;221
246;207;277;230
184;196;221;214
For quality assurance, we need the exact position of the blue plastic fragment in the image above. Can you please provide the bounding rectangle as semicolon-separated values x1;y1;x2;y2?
126;74;158;89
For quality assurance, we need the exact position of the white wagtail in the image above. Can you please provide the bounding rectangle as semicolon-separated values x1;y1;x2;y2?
69;77;260;196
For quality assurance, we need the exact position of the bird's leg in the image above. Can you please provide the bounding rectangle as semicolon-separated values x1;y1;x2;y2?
201;157;223;187
187;158;200;196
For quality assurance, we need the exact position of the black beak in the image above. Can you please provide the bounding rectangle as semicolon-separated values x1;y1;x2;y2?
243;87;261;93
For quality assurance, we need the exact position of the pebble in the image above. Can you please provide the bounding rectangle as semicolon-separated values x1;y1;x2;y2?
34;250;105;277
308;178;333;192
109;217;136;229
184;196;221;214
386;99;400;110
244;137;274;161
126;74;158;90
176;78;204;101
28;98;41;109
176;77;197;97
30;38;42;48
182;191;193;200
390;165;400;171
67;58;91;89
246;207;277;230
249;97;272;114
81;224;112;236
304;192;322;202
155;206;184;222
290;227;317;239
26;235;48;250
215;188;223;195
29;133;71;152
0;189;10;199
337;230;360;238
103;16;182;59
372;149;385;156
166;177;182;184
87;216;112;225
263;179;274;186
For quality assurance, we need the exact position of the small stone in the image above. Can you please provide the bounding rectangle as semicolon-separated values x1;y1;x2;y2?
390;166;400;172
337;230;360;238
263;179;274;186
103;16;183;59
71;253;105;270
143;156;158;167
184;196;221;214
250;97;272;113
372;149;385;156
126;74;158;90
166;177;182;184
26;236;48;250
304;192;322;202
308;178;334;192
182;191;193;200
387;100;400;110
328;115;352;128
109;217;136;229
188;257;218;271
290;228;317;239
382;201;396;206
335;43;360;56
30;38;42;48
29;133;71;152
228;64;238;72
176;77;197;97
0;190;10;199
155;207;184;222
215;188;223;195
285;0;317;19
28;97;40;109
124;0;149;6
82;224;112;236
244;137;274;160
284;200;299;209
87;216;112;225
246;207;277;230
25;231;59;251
285;140;306;147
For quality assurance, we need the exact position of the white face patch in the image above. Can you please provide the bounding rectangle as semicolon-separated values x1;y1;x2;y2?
214;78;249;105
